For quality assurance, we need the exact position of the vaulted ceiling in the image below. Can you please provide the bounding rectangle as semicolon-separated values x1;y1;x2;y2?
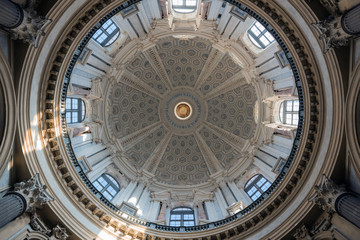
107;36;258;186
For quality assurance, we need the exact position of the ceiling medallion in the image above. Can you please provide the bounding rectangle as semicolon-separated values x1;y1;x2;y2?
174;102;192;120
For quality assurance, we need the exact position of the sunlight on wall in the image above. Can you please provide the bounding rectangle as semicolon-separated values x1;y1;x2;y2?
128;197;137;206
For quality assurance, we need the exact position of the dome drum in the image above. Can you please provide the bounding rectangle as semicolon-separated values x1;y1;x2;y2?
14;0;347;239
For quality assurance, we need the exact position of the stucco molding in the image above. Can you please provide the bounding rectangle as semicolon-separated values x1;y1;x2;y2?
16;0;344;239
0;47;16;178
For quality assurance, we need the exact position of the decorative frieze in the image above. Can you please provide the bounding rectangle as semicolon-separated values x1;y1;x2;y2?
36;0;320;239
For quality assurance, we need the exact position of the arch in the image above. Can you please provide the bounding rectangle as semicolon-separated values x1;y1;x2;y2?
244;174;271;201
279;100;299;126
247;21;275;49
16;0;343;239
92;18;120;47
65;97;86;124
92;173;120;201
169;207;195;227
0;46;16;177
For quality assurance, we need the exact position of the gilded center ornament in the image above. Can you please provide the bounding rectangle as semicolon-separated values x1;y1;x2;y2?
174;102;192;120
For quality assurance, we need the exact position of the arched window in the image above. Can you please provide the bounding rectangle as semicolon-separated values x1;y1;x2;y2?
92;174;120;201
92;19;120;47
65;98;86;124
279;100;299;125
244;174;271;201
169;207;195;227
172;0;197;13
248;21;274;49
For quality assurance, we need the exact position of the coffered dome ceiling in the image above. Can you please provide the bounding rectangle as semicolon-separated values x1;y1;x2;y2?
106;36;258;186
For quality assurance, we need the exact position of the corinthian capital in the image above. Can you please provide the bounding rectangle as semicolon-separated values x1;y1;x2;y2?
50;224;69;240
13;173;54;214
308;174;346;213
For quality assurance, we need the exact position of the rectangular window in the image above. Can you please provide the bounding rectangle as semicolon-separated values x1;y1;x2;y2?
171;214;181;220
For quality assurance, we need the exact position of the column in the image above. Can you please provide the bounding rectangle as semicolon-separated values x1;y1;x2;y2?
309;175;360;229
0;0;23;29
0;174;53;228
141;196;151;219
336;193;360;228
147;200;161;221
136;187;150;217
157;202;167;222
204;201;218;221
0;0;50;47
197;201;206;221
0;193;26;228
87;149;110;166
128;182;145;206
214;189;228;218
219;183;237;206
87;156;112;181
113;181;136;206
228;182;252;206
341;4;360;35
253;157;277;182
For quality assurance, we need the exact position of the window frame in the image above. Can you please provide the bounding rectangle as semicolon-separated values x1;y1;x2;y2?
172;0;197;13
92;174;120;201
65;97;86;124
169;207;196;227
92;18;120;47
244;174;271;201
247;21;275;49
279;100;299;126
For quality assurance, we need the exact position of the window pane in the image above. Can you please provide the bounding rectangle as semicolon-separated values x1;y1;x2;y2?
184;214;194;220
103;19;112;29
293;100;299;111
72;112;78;122
171;214;181;220
251;191;261;201
107;186;116;195
173;0;182;5
93;181;103;191
97;33;107;44
66;98;71;109
261;182;271;191
184;221;194;226
256;177;266;187
103;191;113;201
186;0;196;6
286;113;292;123
264;32;274;42
170;221;181;226
98;177;107;187
106;24;117;34
286;102;293;111
248;34;262;48
259;36;270;46
250;26;261;36
255;22;265;31
93;29;102;39
66;112;71;123
71;99;78;109
248;186;257;196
